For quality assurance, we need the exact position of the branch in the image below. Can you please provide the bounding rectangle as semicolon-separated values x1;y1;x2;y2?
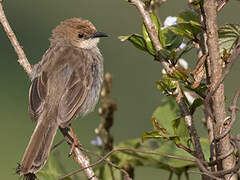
217;0;229;12
95;72;117;152
0;1;32;78
0;1;98;180
204;0;237;179
206;39;240;105
58;147;196;179
127;1;208;178
59;127;98;180
215;87;240;140
196;137;240;178
173;86;206;163
129;0;162;51
129;0;173;74
188;170;222;180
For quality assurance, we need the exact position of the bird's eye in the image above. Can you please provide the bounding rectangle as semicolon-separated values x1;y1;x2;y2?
78;34;84;38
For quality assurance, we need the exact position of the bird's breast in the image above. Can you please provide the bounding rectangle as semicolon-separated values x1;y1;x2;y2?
78;49;104;116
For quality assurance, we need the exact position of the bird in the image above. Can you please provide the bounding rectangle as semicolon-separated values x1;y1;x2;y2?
17;18;107;179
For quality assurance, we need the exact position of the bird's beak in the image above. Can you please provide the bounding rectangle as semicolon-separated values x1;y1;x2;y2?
92;32;108;38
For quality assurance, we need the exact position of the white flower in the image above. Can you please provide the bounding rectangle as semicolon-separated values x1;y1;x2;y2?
179;42;186;49
91;136;102;147
178;58;188;70
162;69;166;74
184;91;196;104
163;16;177;28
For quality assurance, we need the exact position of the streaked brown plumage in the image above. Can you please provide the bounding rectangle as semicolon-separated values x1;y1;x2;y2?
17;18;107;178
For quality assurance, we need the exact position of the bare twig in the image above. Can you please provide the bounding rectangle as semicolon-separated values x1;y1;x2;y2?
96;72;117;152
58;146;196;179
208;140;235;166
0;2;98;179
188;170;222;180
58;148;136;180
191;54;208;89
196;137;240;178
205;40;240;113
173;86;207;164
215;88;240;140
0;2;32;78
114;147;196;162
217;0;229;12
59;127;98;180
176;143;195;156
82;147;133;180
51;139;65;151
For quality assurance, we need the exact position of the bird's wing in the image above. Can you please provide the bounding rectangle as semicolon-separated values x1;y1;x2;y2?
28;71;48;122
29;47;93;125
58;64;93;126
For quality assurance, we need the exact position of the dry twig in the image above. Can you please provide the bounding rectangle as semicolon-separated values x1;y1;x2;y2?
215;88;240;140
217;0;229;11
58;146;196;180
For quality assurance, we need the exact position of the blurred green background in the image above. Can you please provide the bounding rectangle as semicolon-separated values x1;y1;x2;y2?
1;0;240;179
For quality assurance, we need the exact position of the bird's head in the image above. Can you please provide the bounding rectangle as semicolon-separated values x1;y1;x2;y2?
50;18;107;49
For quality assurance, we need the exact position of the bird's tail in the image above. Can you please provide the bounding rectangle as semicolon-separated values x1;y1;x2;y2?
17;117;58;176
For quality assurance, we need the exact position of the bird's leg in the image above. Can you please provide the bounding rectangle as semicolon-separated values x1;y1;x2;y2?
68;125;81;156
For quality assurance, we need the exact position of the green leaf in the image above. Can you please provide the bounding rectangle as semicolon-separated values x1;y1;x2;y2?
97;164;122;180
152;118;168;134
189;0;203;10
175;40;194;60
171;117;190;144
169;25;195;40
147;97;190;145
142;131;178;142
178;11;200;24
152;97;180;134
158;49;174;60
142;24;156;55
219;24;240;56
141;13;161;55
171;67;189;82
150;13;162;33
156;78;178;95
172;10;202;39
115;137;209;171
119;34;149;52
116;138;193;170
159;28;183;50
37;153;72;180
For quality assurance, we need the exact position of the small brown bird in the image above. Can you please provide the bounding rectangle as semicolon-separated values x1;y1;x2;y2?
17;18;107;178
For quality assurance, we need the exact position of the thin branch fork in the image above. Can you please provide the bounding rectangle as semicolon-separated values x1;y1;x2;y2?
0;1;98;180
215;88;240;141
205;40;240;114
196;137;240;178
173;86;207;163
58;146;197;180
